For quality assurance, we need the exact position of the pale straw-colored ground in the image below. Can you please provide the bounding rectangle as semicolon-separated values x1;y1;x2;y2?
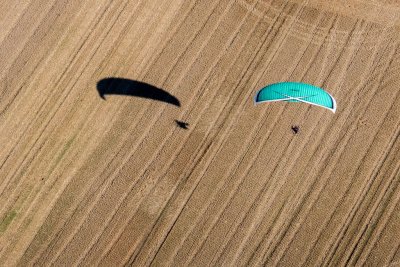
0;0;399;266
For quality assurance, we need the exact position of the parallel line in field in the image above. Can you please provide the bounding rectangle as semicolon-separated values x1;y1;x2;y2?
2;1;134;262
0;0;60;117
0;1;32;47
74;0;203;194
318;41;400;266
238;0;395;49
0;0;129;226
0;1;398;265
183;0;314;263
0;0;100;180
294;31;397;267
20;0;194;264
212;9;337;267
177;3;299;265
31;2;191;264
296;35;399;267
0;0;110;230
45;0;236;264
317;57;400;267
132;2;297;265
0;0;117;201
386;179;400;265
0;0;131;262
356;162;400;266
348;131;400;265
299;26;396;267
95;1;262;266
0;0;58;81
247;19;374;266
0;0;88;193
322;49;400;265
224;13;341;266
17;0;155;262
126;1;275;265
356;136;400;265
80;0;233;262
241;14;360;266
138;1;294;266
27;0;202;263
0;0;119;260
6;0;146;234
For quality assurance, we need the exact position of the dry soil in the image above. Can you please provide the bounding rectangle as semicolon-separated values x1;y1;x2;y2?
0;0;399;266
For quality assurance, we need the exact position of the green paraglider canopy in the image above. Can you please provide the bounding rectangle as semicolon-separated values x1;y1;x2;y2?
254;82;336;112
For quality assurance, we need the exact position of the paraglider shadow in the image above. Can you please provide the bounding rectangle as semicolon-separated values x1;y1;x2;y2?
97;77;180;107
175;120;189;129
97;78;189;129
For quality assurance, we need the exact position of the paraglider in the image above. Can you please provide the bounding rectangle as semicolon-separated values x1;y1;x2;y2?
254;82;336;112
97;77;190;130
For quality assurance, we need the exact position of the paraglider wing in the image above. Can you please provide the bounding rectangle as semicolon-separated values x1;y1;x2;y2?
254;82;336;112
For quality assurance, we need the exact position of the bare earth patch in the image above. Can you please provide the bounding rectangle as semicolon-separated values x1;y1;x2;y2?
0;0;399;266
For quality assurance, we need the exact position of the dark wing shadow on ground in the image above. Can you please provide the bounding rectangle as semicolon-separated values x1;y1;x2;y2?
97;77;180;107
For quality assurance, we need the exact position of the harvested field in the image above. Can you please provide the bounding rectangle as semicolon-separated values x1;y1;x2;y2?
0;0;399;266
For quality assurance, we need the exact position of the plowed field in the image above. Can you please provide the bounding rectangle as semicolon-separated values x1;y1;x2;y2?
0;0;399;266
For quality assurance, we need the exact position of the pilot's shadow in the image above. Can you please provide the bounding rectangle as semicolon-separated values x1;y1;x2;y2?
97;77;180;107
